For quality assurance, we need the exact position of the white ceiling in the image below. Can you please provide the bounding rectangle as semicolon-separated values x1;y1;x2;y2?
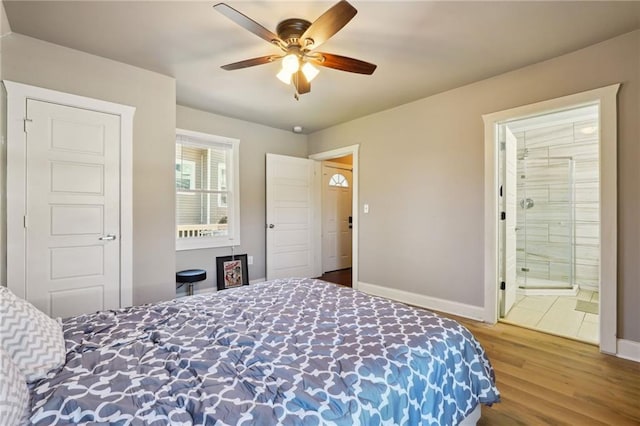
4;1;640;133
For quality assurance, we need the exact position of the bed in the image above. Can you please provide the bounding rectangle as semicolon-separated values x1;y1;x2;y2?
24;278;499;425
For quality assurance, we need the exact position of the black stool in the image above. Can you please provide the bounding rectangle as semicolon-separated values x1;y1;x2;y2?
176;269;207;296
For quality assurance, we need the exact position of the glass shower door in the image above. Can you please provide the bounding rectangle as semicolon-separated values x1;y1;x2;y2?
517;155;574;289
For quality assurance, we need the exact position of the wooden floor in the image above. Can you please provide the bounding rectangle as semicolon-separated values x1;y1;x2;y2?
318;268;352;287
446;316;640;425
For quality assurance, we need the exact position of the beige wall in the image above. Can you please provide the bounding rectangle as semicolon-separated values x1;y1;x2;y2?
1;34;177;305
308;30;640;343
175;105;307;293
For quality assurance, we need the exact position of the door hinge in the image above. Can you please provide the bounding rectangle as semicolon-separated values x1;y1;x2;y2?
500;211;506;220
500;281;506;290
23;118;33;133
23;215;27;228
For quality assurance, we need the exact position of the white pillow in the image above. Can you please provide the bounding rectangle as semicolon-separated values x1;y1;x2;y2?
0;347;30;426
0;286;66;382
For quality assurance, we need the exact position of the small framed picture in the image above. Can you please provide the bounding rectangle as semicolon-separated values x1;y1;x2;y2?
216;254;249;290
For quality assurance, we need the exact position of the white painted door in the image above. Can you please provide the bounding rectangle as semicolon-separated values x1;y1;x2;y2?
25;99;121;318
502;126;518;316
266;154;319;280
322;163;352;272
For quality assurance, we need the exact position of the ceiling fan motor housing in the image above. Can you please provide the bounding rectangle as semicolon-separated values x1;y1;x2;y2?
276;19;312;46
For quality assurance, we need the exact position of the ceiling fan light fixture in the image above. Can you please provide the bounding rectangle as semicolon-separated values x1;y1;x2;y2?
276;68;293;85
215;1;377;97
282;54;300;74
301;62;319;82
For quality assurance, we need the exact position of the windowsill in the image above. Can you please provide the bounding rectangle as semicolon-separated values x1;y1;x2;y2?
176;237;241;251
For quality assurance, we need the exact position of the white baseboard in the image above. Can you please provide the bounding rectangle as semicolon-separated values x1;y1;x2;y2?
358;281;485;321
193;287;215;296
617;339;640;362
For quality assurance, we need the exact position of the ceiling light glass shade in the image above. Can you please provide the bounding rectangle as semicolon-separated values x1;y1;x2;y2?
276;69;293;85
282;54;300;74
301;62;319;82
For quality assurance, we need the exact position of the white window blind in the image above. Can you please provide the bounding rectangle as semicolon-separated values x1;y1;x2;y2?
175;129;240;250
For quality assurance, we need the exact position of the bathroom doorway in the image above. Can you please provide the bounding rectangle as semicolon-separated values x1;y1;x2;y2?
498;105;600;344
484;85;619;353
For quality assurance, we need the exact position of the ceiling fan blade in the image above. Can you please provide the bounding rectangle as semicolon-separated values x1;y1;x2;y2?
300;0;357;50
221;55;281;71
312;53;377;75
293;70;311;94
214;3;281;45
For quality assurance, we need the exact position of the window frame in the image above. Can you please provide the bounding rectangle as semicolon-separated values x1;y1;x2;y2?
175;128;240;251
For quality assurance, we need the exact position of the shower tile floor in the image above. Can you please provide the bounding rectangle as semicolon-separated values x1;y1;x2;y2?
502;290;599;344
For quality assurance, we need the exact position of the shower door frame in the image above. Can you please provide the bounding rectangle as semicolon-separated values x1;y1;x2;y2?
483;84;619;355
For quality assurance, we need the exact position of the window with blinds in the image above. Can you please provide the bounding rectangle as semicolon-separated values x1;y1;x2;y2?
175;129;240;250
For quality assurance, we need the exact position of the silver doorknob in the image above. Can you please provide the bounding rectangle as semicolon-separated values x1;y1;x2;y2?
268;224;275;229
99;234;117;241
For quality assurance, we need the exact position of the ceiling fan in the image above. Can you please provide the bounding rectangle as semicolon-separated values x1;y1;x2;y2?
214;0;377;98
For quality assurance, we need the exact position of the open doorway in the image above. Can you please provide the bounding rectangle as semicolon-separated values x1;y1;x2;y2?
319;157;353;286
498;105;600;344
309;145;359;289
483;84;619;354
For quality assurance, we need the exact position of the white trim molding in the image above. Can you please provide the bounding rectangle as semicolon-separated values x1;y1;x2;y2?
616;339;640;363
482;84;620;355
358;281;485;321
3;80;135;309
309;145;359;290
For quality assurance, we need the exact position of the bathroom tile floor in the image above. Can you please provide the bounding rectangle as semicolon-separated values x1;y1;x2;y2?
502;290;599;344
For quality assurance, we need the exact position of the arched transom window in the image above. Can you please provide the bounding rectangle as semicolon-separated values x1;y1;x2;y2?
329;173;349;187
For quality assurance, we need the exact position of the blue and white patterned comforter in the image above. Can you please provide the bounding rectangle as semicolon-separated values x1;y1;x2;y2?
29;278;499;425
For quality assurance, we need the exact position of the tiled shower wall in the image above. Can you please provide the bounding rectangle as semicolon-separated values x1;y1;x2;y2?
514;118;600;291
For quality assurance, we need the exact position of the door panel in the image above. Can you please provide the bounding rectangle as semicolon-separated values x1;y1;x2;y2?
337;170;352;269
322;163;353;272
51;205;104;235
50;286;104;319
266;154;319;280
51;162;104;193
26;99;120;318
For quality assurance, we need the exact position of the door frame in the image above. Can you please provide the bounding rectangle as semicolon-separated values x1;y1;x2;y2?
309;145;359;289
3;80;135;308
483;84;619;354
